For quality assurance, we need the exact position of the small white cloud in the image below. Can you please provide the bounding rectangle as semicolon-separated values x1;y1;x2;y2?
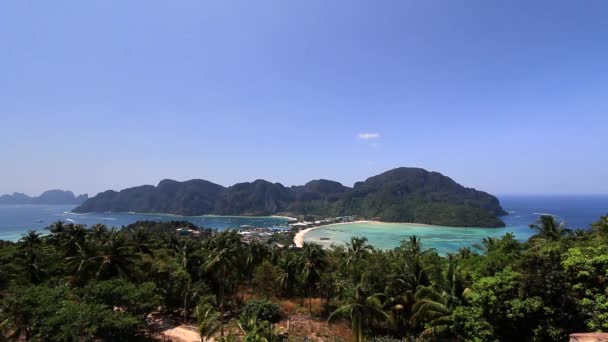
358;133;380;140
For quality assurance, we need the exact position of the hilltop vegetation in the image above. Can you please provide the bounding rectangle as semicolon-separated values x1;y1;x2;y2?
0;215;607;341
74;167;507;227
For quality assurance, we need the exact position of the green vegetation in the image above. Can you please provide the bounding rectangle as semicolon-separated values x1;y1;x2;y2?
2;214;608;341
74;167;507;227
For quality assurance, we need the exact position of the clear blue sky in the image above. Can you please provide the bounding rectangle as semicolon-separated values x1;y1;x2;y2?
1;0;607;196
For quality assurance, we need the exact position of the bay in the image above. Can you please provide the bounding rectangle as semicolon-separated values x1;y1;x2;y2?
303;195;608;254
0;205;288;241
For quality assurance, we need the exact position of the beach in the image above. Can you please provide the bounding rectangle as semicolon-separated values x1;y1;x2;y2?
293;221;443;248
292;218;535;254
293;220;374;247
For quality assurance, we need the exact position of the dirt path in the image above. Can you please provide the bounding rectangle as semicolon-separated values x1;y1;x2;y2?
159;324;202;342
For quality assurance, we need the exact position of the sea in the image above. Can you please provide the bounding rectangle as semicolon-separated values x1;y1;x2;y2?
0;206;288;241
303;195;608;254
0;195;606;253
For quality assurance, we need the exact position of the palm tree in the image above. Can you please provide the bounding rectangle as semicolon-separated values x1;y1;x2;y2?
277;251;299;297
48;222;87;257
473;237;498;254
529;215;569;244
202;230;242;336
398;236;433;290
245;240;270;291
46;221;66;245
410;254;466;340
456;247;472;259
18;230;44;284
178;240;196;270
92;228;138;279
65;241;97;285
89;224;109;241
383;275;416;337
196;304;221;341
329;286;392;342
410;286;455;340
131;227;153;255
346;236;372;267
299;243;326;314
20;230;42;256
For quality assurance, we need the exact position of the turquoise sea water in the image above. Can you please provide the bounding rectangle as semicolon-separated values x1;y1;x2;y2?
303;195;608;254
0;205;287;241
1;195;606;253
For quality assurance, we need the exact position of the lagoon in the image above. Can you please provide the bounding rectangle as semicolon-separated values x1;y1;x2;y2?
303;195;608;253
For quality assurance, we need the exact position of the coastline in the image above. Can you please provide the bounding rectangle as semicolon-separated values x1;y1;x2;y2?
270;215;298;221
68;210;292;221
293;220;471;247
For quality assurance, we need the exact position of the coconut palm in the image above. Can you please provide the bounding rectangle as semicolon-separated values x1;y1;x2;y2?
398;236;433;290
456;247;473;259
65;241;97;285
276;251;300;297
473;237;498;254
89;224;109;241
18;230;44;284
383;275;416;337
329;286;392;342
48;222;87;257
245;240;270;291
93;228;138;279
410;286;455;340
46;221;66;245
299;242;326;314
346;236;373;267
202;230;242;336
196;304;221;341
529;215;569;244
20;230;42;256
410;254;466;340
131;227;153;255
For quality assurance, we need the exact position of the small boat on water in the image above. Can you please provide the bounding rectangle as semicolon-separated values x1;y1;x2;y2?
320;237;330;241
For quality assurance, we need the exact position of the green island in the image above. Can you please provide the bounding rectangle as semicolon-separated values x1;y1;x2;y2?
1;214;608;341
73;167;507;228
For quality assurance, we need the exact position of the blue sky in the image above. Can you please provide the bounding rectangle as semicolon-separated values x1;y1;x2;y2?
1;0;607;196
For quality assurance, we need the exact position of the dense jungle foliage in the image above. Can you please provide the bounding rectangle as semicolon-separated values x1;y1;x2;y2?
1;214;607;341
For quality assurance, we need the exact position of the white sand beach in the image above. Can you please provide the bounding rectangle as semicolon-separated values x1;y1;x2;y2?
293;220;374;247
293;220;442;247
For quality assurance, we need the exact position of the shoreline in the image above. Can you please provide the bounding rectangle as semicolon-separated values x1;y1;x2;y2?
270;215;298;221
67;210;293;221
293;221;370;247
292;220;485;247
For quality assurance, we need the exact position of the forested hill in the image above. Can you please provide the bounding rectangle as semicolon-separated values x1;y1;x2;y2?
73;167;507;227
0;190;88;205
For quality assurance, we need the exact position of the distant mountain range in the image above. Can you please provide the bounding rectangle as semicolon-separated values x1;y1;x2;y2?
0;190;88;205
74;167;507;227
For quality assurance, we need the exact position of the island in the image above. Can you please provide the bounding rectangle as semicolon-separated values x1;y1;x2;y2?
73;167;507;227
0;190;88;205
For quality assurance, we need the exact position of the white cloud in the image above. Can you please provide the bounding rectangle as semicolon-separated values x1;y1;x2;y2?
358;133;380;140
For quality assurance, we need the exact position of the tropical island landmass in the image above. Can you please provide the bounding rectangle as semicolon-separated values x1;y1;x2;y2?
74;167;507;228
0;190;88;205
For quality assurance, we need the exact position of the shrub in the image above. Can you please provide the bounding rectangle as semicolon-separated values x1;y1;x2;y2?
239;300;282;326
